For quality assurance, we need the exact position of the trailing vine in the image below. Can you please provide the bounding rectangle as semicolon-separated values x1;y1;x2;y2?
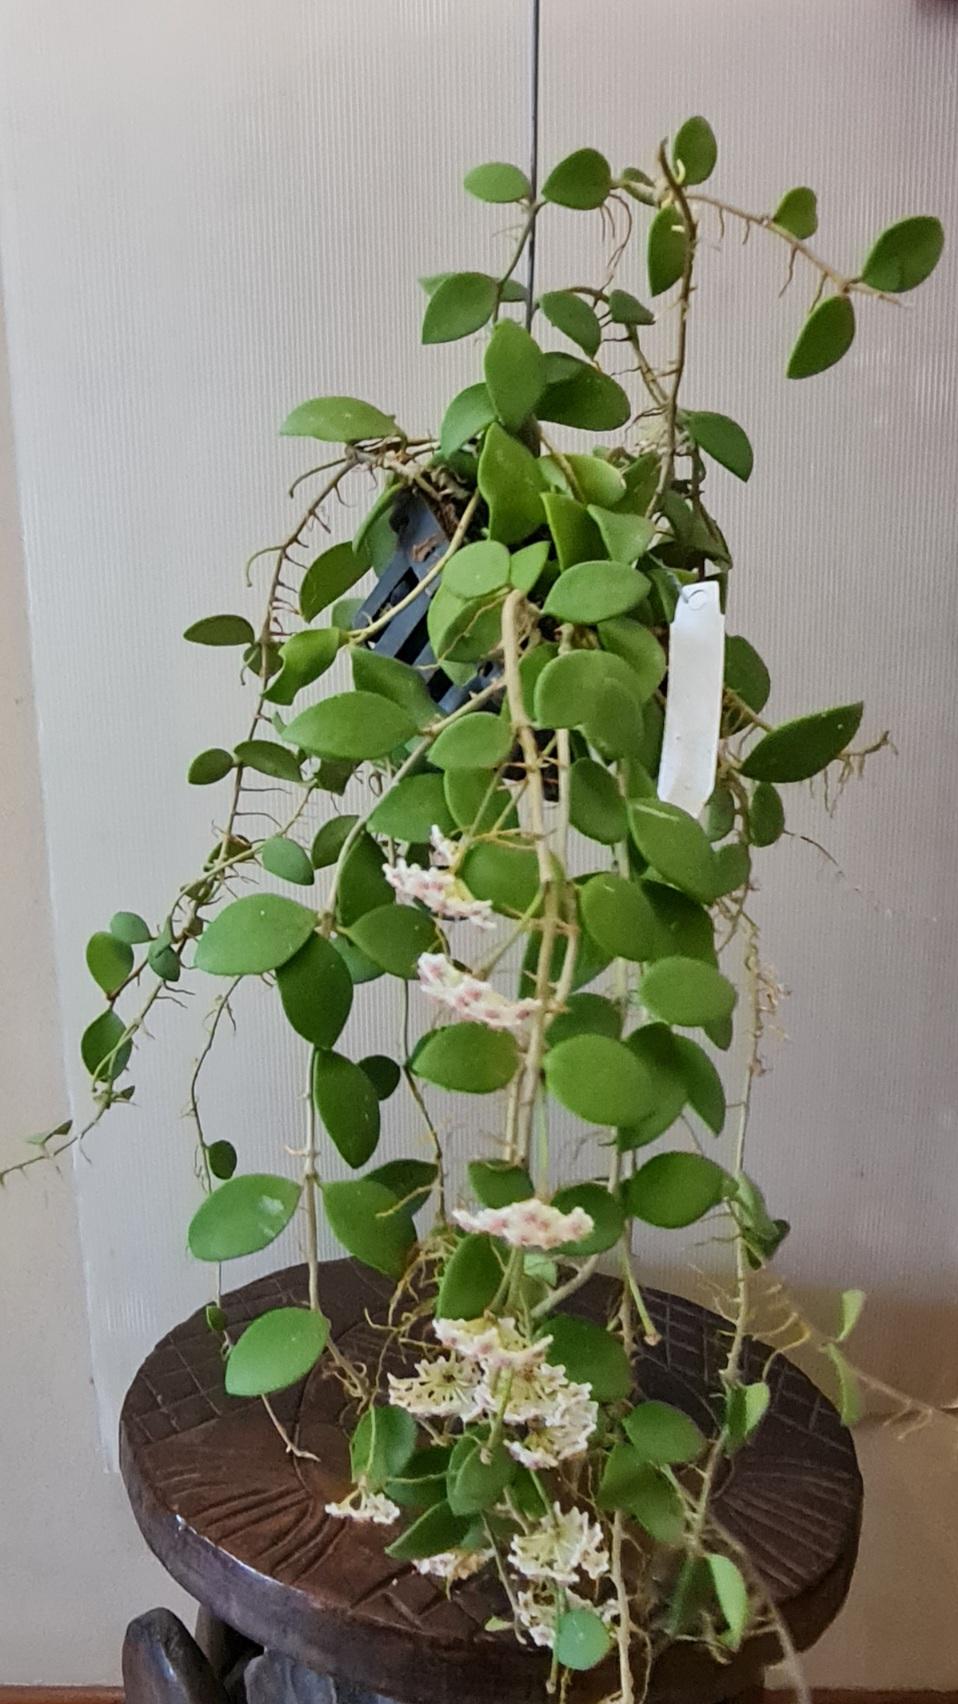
10;119;947;1699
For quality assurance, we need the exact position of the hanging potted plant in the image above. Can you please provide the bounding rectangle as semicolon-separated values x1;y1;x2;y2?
12;117;944;1700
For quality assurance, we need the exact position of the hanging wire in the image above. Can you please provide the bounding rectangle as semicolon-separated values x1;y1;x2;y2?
524;0;541;328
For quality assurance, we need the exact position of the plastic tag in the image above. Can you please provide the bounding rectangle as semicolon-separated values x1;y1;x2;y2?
657;581;725;820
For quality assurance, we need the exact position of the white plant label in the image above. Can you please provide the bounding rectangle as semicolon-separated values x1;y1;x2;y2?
657;581;725;820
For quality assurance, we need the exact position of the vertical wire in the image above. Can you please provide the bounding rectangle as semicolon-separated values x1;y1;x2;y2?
524;0;541;329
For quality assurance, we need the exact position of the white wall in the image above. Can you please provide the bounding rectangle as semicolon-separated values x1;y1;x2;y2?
2;0;957;1686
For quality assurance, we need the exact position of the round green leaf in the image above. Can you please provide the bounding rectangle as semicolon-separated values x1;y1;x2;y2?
366;1157;437;1214
439;383;496;459
323;1177;416;1277
546;992;622;1048
598;619;667;700
706;1553;750;1650
337;831;394;926
588;505;655;563
188;747;234;786
463;160;531;203
552;1182;624;1255
542;148;611;210
539;290;601;357
429;711;512;771
544;1033;652;1125
740;701;863;783
672;1035;725;1134
422;271;498;344
705;785;736;842
749;781;785;847
300;544;368;624
623;1150;727;1228
787;294;855;380
351;1402;418;1489
672;115;717;186
194;894;317;976
351;650;440;732
436;1232;503;1319
648;206;688;296
312;1049;381;1168
861;216;944;293
618;1023;688;1149
468;1159;534;1208
281;396;397;442
260;836;314;886
542;492;603;569
626;1462;686;1544
349;904;443;978
544;1313;632;1399
369;773;454;842
477;423;544;544
725;1381;771;1451
188;1172;302;1261
80;1009;132;1082
643;880;716;965
639;956;736;1027
538;365;631;432
276;933;353;1048
207;1140;237;1180
582;870;659;964
509;540;550;592
543;561;646;624
110;911;152;944
333;935;383;984
460;841;540;916
284;691;418;761
311;814;357;868
724;634;771;715
183;613;254;647
86;931;133;995
533;647;640;729
484;321;547;432
225;1306;328;1397
444;768;518;833
772;186;818;239
554;1608;612;1673
385;1499;470;1561
447;1433;514;1515
444;540;510;601
684;411;753;482
569;758;628;845
623;1399;705;1464
543;452;626;507
412;1023;519;1094
358;1055;402;1101
233;739;302;783
608;289;655;327
629;799;715;902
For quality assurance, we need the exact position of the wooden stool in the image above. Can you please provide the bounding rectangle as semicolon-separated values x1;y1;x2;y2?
120;1259;862;1704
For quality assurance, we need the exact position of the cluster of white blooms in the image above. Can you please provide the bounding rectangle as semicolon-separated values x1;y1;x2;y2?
509;1503;608;1586
386;1315;598;1469
413;1546;493;1583
324;1485;400;1526
417;952;541;1033
382;825;495;928
515;1583;619;1652
452;1196;594;1251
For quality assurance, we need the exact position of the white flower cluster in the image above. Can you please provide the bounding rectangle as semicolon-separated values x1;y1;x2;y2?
324;1485;400;1526
413;1546;493;1582
417;952;541;1033
386;1315;598;1471
509;1503;608;1585
452;1197;593;1251
515;1579;619;1651
383;826;495;929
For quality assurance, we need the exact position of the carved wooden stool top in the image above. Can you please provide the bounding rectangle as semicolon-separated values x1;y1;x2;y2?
120;1259;862;1704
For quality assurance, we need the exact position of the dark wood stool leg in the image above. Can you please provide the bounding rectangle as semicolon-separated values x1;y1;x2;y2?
725;1680;766;1704
194;1606;259;1683
123;1609;229;1704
